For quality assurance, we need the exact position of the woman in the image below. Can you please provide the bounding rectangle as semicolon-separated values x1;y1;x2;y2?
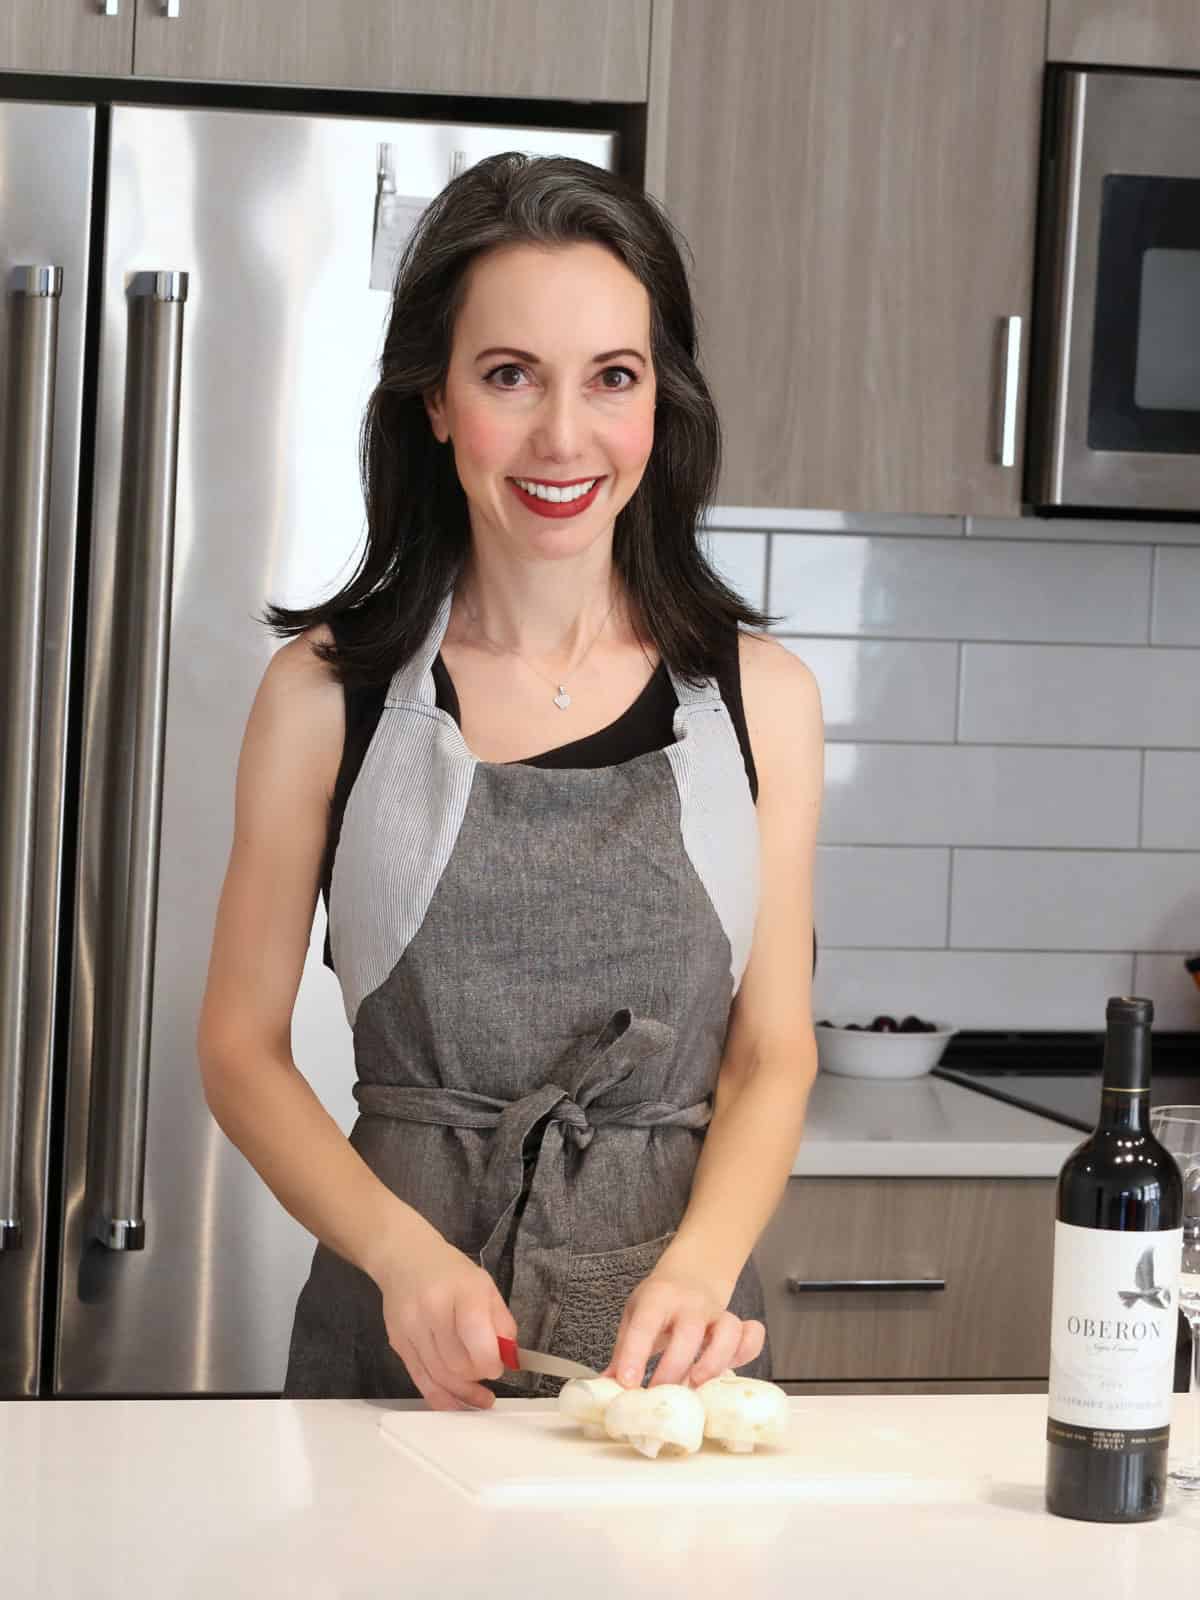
196;153;823;1411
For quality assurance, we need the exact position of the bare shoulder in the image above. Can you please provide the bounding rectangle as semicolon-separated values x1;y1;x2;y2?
735;626;819;697
261;621;341;701
250;623;344;804
735;628;823;795
267;620;338;678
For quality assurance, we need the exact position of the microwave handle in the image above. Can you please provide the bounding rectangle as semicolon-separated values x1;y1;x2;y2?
997;315;1022;468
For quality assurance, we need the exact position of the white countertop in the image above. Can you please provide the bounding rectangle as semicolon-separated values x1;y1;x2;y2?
791;1071;1080;1177
3;1394;1194;1597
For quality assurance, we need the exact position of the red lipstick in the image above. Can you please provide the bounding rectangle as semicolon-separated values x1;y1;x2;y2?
508;476;604;518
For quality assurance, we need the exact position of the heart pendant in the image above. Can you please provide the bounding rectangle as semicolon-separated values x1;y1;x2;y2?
554;688;571;710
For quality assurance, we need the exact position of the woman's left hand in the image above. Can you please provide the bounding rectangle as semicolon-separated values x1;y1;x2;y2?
598;1256;765;1390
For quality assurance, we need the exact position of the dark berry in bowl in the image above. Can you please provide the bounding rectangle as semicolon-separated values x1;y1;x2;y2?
870;1015;898;1032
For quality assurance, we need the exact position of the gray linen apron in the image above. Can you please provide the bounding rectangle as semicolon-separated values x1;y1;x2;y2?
283;590;771;1398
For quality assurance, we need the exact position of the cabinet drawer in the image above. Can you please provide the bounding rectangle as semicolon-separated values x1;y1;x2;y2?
132;0;651;100
1;1;134;75
751;1178;1056;1382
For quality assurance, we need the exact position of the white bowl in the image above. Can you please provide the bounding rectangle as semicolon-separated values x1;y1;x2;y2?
815;1022;958;1079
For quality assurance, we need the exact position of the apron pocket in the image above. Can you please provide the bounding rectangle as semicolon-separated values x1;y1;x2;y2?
549;1229;677;1377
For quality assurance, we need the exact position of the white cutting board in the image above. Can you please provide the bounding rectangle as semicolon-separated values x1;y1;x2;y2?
377;1401;973;1505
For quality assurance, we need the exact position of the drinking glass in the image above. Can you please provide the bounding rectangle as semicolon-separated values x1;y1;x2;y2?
1149;1105;1200;1491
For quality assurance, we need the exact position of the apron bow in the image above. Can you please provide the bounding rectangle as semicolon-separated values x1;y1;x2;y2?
552;1099;594;1150
353;1007;712;1378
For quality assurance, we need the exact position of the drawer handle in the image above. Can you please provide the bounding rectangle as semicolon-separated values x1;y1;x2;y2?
786;1278;946;1294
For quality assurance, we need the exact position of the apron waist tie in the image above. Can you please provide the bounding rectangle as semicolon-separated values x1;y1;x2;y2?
351;1008;710;1362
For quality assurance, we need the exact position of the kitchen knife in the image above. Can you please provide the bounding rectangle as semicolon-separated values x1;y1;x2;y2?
497;1336;598;1381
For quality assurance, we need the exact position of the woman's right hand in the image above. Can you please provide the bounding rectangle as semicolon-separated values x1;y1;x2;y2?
374;1231;519;1410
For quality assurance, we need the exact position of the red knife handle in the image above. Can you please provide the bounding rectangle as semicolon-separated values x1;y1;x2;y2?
497;1336;520;1371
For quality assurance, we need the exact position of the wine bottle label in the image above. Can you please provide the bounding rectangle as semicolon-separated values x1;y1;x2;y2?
1046;1419;1170;1453
1047;1220;1183;1434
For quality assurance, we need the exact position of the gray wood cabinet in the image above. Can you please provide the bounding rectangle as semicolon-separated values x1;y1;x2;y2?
751;1177;1056;1384
651;0;1046;516
1049;0;1200;70
0;0;133;75
132;0;651;100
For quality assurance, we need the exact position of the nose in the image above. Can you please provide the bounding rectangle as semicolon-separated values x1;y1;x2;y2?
529;383;586;463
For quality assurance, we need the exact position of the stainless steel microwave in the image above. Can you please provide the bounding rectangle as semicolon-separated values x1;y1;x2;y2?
1026;69;1200;517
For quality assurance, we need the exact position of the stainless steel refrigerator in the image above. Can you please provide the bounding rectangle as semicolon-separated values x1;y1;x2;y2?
0;97;617;1397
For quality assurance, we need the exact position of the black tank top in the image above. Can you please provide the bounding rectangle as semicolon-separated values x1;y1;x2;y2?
317;621;822;977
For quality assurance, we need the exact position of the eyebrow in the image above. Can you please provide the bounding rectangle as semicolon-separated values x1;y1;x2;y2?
474;346;647;365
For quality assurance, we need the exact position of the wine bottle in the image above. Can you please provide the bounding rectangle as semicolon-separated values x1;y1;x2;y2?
1045;996;1184;1522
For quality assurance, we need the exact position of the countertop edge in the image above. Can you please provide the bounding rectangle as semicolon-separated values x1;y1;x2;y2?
789;1139;1079;1178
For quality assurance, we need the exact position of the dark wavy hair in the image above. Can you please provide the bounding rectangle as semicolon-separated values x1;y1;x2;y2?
259;151;777;689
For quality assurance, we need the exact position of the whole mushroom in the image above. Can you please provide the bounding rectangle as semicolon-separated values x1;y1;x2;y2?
695;1370;789;1453
603;1384;706;1459
556;1376;625;1439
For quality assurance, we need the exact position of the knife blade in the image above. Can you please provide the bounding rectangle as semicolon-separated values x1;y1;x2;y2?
497;1336;598;1381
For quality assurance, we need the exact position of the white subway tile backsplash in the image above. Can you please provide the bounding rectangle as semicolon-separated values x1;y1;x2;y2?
822;745;1140;847
959;645;1200;747
950;850;1200;951
1143;753;1200;849
778;638;958;741
757;515;1199;1033
1151;547;1200;645
815;847;950;947
699;531;767;610
768;535;1150;643
1131;955;1200;1031
811;949;1134;1031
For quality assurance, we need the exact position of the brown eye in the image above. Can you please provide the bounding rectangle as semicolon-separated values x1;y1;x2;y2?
485;364;527;388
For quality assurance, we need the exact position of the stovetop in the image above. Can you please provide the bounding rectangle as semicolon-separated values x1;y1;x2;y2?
933;1030;1200;1133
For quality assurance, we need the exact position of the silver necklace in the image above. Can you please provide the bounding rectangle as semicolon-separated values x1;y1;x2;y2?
459;586;621;710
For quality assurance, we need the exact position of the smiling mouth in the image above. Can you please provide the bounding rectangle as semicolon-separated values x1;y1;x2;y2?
507;476;605;515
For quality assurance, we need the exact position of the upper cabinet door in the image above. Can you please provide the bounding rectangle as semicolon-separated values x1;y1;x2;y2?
132;0;651;100
0;0;134;75
1049;1;1200;71
656;0;1046;517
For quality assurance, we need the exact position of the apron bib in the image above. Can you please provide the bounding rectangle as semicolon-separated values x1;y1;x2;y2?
283;591;768;1398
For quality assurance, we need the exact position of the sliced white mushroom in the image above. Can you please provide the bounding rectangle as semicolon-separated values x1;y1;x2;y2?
556;1377;625;1439
695;1369;789;1453
602;1384;706;1459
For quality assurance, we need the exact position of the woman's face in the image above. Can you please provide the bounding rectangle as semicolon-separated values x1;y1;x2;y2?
424;240;657;560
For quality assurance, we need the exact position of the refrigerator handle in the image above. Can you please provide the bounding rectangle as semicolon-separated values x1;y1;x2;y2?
0;267;63;1253
87;270;188;1252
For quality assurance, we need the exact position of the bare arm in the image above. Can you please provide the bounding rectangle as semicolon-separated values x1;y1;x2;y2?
663;632;823;1289
196;627;516;1407
195;627;440;1285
